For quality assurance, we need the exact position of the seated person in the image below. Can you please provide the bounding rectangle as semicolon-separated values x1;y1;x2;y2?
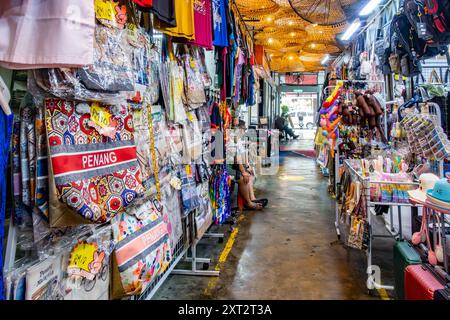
229;120;268;210
274;115;299;140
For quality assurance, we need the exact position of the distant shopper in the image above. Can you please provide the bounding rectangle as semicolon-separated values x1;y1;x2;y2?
274;115;299;139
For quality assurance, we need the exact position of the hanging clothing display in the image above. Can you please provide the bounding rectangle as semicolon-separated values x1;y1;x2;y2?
151;0;176;27
155;0;195;40
189;0;213;50
0;0;95;69
212;0;229;47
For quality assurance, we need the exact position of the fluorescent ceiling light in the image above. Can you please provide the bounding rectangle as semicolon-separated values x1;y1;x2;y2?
321;54;330;65
360;0;383;16
341;20;361;41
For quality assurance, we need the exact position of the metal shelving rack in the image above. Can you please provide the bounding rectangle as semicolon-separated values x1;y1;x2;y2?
337;159;420;292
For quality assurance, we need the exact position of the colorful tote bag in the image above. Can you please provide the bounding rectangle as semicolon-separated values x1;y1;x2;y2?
45;99;144;224
111;199;171;296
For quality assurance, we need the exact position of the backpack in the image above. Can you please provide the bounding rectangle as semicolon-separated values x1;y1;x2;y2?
425;0;450;34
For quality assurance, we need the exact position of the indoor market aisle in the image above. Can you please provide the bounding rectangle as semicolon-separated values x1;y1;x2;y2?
155;150;383;300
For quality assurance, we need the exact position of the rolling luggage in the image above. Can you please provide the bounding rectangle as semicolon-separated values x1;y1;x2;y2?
404;264;445;300
394;241;421;299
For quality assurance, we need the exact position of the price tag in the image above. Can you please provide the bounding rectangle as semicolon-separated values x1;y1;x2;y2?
90;103;112;128
94;0;116;21
68;242;104;280
187;112;194;122
186;165;192;177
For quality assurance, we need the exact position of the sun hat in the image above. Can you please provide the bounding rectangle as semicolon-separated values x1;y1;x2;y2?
407;173;440;203
426;177;450;210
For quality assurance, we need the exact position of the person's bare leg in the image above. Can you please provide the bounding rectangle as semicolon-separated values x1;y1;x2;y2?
238;179;261;209
249;178;257;201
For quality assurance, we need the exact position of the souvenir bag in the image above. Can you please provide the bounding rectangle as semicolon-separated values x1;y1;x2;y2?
45;99;144;224
111;198;171;297
180;45;207;109
62;227;112;300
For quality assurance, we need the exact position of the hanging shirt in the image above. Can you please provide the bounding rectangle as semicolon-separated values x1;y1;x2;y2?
0;109;13;300
0;0;95;69
212;0;228;47
151;0;176;27
155;0;195;40
189;0;213;49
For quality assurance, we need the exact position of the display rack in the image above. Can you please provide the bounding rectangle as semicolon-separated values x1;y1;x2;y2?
337;159;420;292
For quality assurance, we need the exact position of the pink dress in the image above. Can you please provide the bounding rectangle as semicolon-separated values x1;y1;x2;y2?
0;0;95;69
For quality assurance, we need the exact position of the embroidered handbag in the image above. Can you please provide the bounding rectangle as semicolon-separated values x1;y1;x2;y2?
45;99;144;224
111;198;171;296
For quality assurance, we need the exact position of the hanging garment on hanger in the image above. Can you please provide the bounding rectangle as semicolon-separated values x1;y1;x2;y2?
151;0;176;27
212;0;229;47
154;0;195;40
0;107;14;300
184;0;213;49
0;0;95;69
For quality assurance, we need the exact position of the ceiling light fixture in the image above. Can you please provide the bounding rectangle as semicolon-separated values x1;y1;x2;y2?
359;0;383;16
321;54;330;65
268;38;274;44
340;19;361;41
288;21;294;26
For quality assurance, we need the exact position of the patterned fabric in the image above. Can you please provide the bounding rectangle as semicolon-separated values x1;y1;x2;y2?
0;110;14;300
45;99;144;224
111;199;171;295
35;106;49;219
11;120;24;226
20;105;32;207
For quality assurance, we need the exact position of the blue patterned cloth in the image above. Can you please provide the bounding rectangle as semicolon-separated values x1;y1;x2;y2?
0;109;14;300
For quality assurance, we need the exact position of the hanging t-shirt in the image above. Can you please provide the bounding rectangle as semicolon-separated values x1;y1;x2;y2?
189;0;213;49
151;0;176;27
155;0;195;40
212;0;228;47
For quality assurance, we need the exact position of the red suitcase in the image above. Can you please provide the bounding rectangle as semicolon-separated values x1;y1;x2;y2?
405;264;445;300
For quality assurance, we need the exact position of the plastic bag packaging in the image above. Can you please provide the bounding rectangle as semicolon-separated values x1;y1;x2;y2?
167;124;184;166
78;24;134;92
124;28;159;104
61;226;112;300
182;112;203;162
179;46;206;109
169;60;188;124
145;45;160;105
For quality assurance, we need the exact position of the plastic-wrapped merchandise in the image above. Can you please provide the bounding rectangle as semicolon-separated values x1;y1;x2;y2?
195;181;213;240
182;112;203;162
179;46;206;109
161;183;184;252
78;25;134;92
61;226;112;300
169;60;188;124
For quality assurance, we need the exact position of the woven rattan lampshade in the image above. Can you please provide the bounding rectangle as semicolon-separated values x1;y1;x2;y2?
288;0;358;26
234;0;355;72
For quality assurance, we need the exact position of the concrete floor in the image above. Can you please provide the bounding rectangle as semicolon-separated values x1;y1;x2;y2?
154;139;396;300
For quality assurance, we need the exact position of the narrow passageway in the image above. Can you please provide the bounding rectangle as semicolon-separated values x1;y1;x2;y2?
156;138;379;300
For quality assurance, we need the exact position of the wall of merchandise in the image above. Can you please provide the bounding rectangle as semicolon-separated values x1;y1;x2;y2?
0;0;274;300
